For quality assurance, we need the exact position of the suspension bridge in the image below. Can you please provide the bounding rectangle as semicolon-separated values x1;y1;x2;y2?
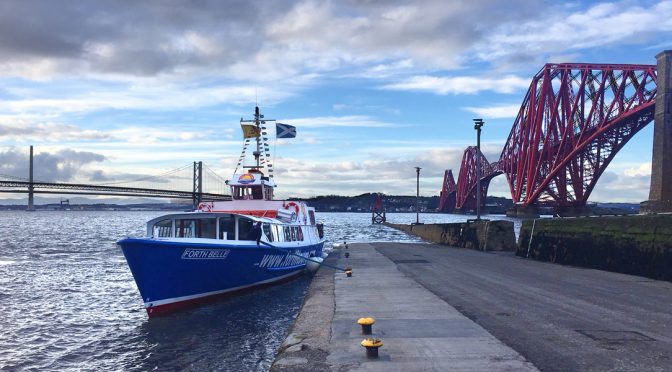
0;147;231;210
439;50;672;216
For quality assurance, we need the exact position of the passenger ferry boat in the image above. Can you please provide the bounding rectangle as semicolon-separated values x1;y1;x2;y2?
118;106;325;317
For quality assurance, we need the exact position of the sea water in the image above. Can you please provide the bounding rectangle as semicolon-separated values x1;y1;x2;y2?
0;211;520;371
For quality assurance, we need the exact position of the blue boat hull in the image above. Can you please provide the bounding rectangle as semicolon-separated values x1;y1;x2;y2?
118;238;323;317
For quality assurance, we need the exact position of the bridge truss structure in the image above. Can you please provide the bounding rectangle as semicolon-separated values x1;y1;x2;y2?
439;63;658;213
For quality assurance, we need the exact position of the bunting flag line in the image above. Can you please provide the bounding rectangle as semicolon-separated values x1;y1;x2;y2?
276;123;296;138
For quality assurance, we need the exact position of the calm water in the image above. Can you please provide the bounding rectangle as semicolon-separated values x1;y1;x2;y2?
0;211;520;371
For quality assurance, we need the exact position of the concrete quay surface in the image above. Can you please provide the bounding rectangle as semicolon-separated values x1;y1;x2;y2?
271;243;537;371
373;243;672;372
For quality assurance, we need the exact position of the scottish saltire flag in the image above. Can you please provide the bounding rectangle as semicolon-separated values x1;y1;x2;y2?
276;123;296;138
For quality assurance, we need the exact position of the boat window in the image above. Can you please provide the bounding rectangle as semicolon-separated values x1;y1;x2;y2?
273;225;282;242
232;186;242;200
175;218;216;239
153;219;172;238
283;226;291;241
176;219;196;238
251;186;263;200
297;226;304;241
219;215;236;240
264;186;274;201
238;218;256;241
199;218;217;239
232;185;266;200
262;223;273;242
232;186;254;200
316;223;324;239
290;226;296;241
308;210;316;225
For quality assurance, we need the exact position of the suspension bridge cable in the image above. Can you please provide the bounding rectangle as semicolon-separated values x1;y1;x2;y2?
94;163;193;186
202;164;228;194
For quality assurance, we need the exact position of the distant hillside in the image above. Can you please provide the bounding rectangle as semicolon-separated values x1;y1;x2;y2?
0;193;639;215
292;193;438;213
292;193;512;213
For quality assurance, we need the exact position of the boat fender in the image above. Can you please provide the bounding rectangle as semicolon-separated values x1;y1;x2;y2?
305;257;323;273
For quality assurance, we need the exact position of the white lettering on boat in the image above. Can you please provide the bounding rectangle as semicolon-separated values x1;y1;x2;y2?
257;250;316;268
181;249;230;260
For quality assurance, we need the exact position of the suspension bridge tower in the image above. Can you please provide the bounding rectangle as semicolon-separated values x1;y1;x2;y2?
642;50;672;213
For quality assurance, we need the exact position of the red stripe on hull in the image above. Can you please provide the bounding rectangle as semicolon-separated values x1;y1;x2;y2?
145;270;304;317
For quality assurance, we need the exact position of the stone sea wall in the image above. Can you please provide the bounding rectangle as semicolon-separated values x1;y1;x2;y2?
385;220;516;251
517;214;672;281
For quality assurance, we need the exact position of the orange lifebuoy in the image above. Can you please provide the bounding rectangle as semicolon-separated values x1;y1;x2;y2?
283;201;300;216
197;202;212;212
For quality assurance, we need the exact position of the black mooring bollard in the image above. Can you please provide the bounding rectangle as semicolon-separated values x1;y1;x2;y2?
345;252;350;258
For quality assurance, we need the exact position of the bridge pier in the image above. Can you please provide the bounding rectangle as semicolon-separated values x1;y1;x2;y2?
27;145;35;212
554;205;592;217
641;50;672;214
506;204;539;218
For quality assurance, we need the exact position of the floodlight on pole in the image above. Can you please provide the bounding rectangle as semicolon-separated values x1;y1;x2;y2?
414;166;421;225
473;119;484;221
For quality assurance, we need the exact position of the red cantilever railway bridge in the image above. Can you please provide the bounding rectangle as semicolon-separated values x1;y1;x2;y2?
439;63;658;215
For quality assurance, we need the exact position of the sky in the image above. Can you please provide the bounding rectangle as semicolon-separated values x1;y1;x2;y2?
0;0;671;203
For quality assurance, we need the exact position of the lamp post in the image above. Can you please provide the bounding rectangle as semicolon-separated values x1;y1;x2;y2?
414;166;421;225
473;119;484;221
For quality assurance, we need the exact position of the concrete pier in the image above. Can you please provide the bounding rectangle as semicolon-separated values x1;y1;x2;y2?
272;244;537;371
518;214;672;280
273;243;672;371
641;50;672;213
386;220;516;251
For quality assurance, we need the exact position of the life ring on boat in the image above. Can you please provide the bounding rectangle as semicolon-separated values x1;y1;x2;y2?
283;201;300;216
197;202;212;212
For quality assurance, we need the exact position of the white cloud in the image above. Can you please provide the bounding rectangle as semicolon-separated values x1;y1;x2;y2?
381;75;529;95
0;119;111;142
0;82;301;115
474;1;672;63
624;162;651;177
283;115;397;128
463;104;521;119
0;0;543;83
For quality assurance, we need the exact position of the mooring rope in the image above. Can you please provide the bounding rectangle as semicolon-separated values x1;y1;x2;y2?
526;218;537;258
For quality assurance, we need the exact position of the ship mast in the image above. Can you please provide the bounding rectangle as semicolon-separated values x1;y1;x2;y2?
238;106;275;178
253;106;261;169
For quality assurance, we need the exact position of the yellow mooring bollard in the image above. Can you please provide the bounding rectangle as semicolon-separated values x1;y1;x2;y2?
361;338;383;358
357;317;375;334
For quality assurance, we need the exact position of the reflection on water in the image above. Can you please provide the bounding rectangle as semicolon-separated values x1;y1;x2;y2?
0;210;521;371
